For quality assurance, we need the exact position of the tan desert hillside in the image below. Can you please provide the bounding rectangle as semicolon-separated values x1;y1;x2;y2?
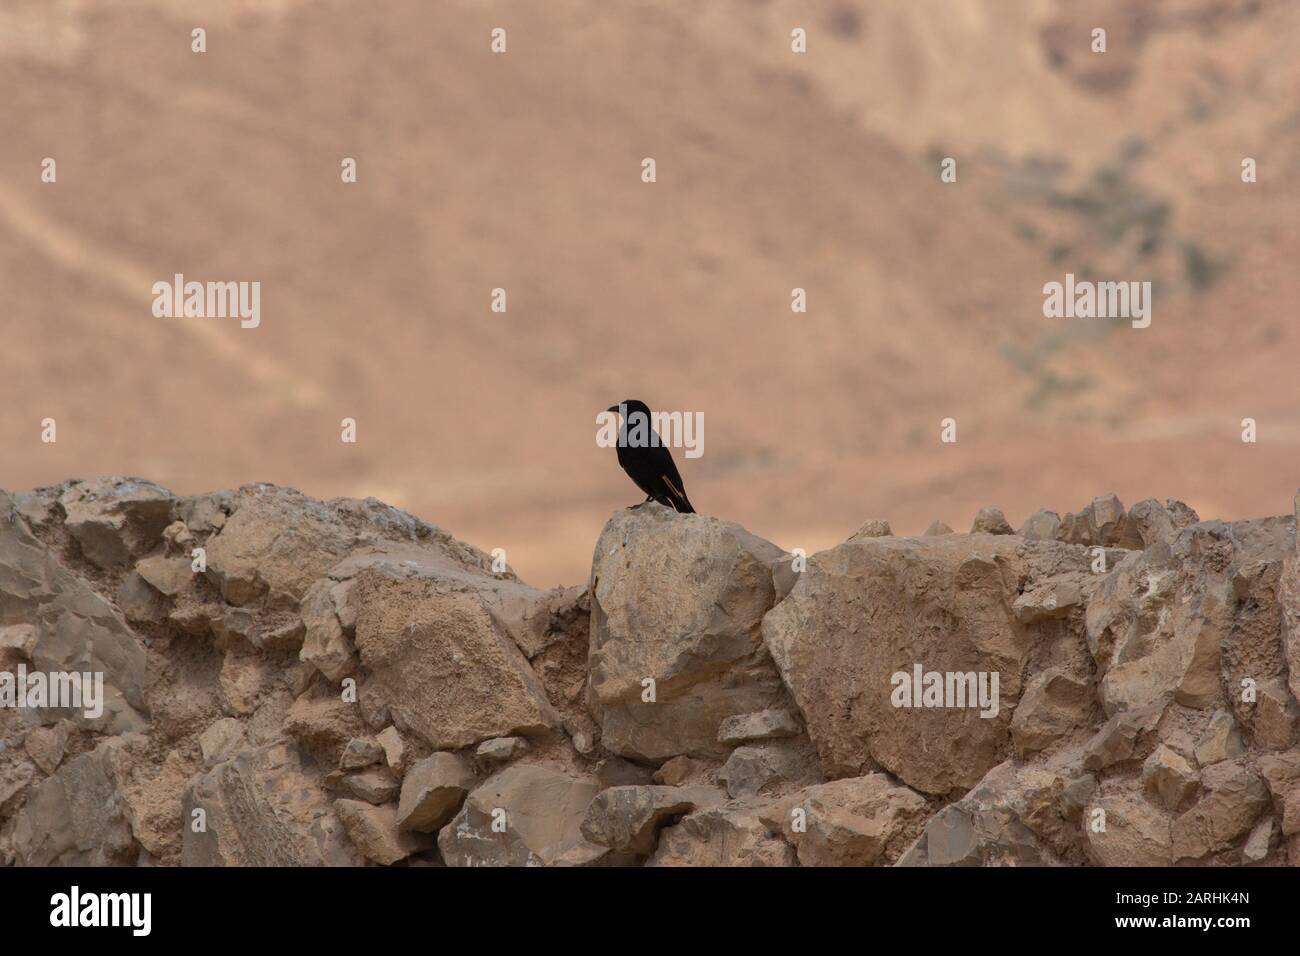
1;0;1297;590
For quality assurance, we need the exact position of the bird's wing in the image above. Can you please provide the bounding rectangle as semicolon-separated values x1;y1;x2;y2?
651;444;692;511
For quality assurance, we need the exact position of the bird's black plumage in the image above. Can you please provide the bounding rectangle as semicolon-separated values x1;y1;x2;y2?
606;399;695;513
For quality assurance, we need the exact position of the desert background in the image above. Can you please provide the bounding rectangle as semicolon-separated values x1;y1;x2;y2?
1;0;1296;587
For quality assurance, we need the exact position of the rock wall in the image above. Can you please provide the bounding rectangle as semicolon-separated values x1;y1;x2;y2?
1;480;1297;866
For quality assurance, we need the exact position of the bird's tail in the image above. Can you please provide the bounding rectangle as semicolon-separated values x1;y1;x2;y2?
659;474;695;514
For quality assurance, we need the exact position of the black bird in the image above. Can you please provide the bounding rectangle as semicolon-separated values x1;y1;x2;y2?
606;399;695;513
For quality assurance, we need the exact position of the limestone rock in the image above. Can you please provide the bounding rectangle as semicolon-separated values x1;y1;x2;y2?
580;785;723;855
198;718;247;768
1018;509;1061;542
717;708;802;745
771;555;801;605
0;623;37;658
376;726;407;771
182;743;361;866
115;572;166;626
475;736;530;770
0;492;147;734
172;492;231;535
1082;703;1166;770
327;767;401;805
1281;554;1300;706
438;763;601;867
1057;510;1093;546
1164;499;1200;528
202;485;449;607
161;519;195;551
1086;494;1142;549
649;806;796;867
587;505;788;761
1253;679;1298;750
764;533;1044;793
1257;750;1300;820
970;507;1013;535
397;753;476;832
103;738;203;864
218;646;278;717
283;687;369;764
900;761;1093;866
340;737;384;771
1010;668;1094;755
135;554;194;598
653;756;710;787
1128;499;1177;549
850;519;893;539
1171;759;1269;861
1194;710;1245;767
1142;745;1199;811
1099;588;1224;714
196;488;328;606
569;727;596;755
351;574;560;750
4;476;1293;872
0;762;37;820
24;721;71;775
1085;793;1172;866
299;578;357;681
1284;792;1300;837
1243;816;1274;862
8;487;59;528
595;757;655;789
59;478;175;570
334;799;431;865
1012;579;1083;623
718;739;823;799
1082;519;1294;717
11;742;136;866
784;774;929;866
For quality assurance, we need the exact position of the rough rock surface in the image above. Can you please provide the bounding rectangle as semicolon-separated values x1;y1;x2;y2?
850;519;893;540
971;507;1014;536
649;805;796;867
1;487;148;734
334;799;432;865
11;742;136;866
781;774;929;866
587;503;788;761
718;708;802;744
900;759;1095;865
437;763;603;866
580;784;723;855
3;480;1298;868
350;577;561;750
763;533;1097;794
718;739;823;798
397;753;476;832
182;743;362;866
1085;792;1173;866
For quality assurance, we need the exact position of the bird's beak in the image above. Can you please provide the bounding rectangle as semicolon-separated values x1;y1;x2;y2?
606;405;620;415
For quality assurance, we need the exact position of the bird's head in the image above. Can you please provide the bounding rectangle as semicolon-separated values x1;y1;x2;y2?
606;399;650;421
